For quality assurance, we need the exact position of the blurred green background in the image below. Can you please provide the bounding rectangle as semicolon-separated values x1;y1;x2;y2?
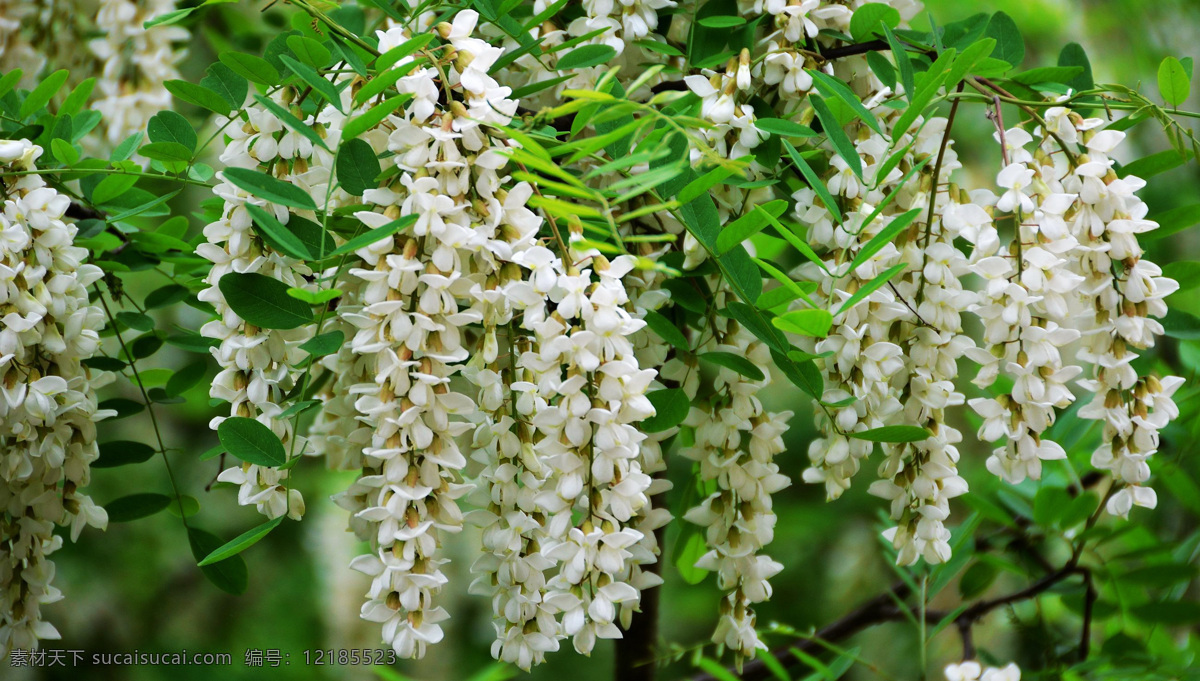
16;1;1200;680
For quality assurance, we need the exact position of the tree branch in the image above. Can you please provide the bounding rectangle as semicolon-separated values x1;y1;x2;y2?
691;555;1089;681
691;583;914;681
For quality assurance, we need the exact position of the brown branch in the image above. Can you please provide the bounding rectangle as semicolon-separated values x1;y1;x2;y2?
614;474;667;681
915;80;966;306
691;557;1088;681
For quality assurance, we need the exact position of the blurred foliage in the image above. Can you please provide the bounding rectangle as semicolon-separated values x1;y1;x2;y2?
11;1;1200;680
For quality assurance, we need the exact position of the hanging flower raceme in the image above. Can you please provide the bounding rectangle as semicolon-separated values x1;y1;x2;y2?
945;660;1022;681
198;83;343;522
0;140;111;658
89;0;188;147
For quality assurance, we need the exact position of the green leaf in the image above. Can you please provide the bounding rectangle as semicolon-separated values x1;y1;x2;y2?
984;11;1024;69
188;527;248;594
774;351;824;399
299;330;344;357
286;35;332;68
94;441;157;468
643;310;689;350
783;139;841;226
1131;601;1200;625
1123;563;1199;588
642;388;690;433
20;69;68;119
773;309;833;338
754;118;819;138
1119;148;1186;179
218;416;288;467
166;495;201;519
849;3;900;42
1011;66;1083;86
116;312;155;332
285;216;336;260
106;493;172;522
556;44;617;70
166;360;208;397
849;425;930;443
329;214;417;256
61;78;94;117
138;142;193;163
197;516;284;566
164;80;234;115
218;52;281;86
130;333;164;360
336;138;381;196
724;301;788;354
716;200;789;255
222;167;317;210
699;351;764;381
881;23;914;100
99;398;144;420
199;62;247;111
1144;203;1200;240
810;94;861;180
1163;261;1200;292
1033;485;1072;527
893;47;956;141
837;263;908;315
1158;56;1191;107
355;60;421;104
287;287;341;305
245;204;313;260
0;69;21;100
695;658;739;681
848;207;922;274
342;94;409;141
697;16;746;28
111;132;143;162
85;356;128;372
219;272;314;329
145;284;190;309
867;51;897;90
676;532;710;585
958;561;999;599
144;7;194;28
251;94;329;153
1057;43;1094;91
1163;309;1200;340
809;70;883;135
92;174;139;204
51;138;78;166
755;649;790;681
678;165;738;204
165;332;220;353
946;38;996;88
376;33;436;71
280;55;344;113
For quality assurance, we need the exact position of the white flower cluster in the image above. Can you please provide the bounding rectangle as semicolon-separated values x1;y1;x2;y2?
308;11;664;664
945;660;1021;681
733;0;1182;566
0;140;111;657
198;85;340;522
0;0;48;88
89;0;188;147
677;310;792;657
186;0;1183;666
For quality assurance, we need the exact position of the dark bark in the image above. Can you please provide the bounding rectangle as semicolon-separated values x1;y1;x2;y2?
614;482;667;681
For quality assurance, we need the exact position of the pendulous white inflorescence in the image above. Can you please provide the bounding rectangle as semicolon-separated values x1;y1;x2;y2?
0;140;112;658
